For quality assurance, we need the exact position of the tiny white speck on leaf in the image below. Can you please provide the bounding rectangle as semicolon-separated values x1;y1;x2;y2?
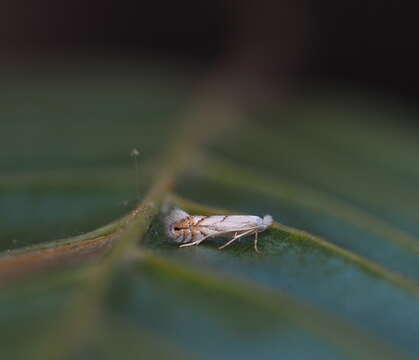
131;148;140;157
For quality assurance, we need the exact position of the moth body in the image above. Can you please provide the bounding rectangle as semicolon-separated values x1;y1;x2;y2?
165;208;273;252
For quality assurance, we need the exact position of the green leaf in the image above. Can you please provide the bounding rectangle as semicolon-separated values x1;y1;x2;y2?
1;67;419;359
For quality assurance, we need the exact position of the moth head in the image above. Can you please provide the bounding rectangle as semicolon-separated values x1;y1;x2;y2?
165;207;190;241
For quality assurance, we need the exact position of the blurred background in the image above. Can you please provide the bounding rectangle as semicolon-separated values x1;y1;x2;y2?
1;0;419;110
2;2;419;359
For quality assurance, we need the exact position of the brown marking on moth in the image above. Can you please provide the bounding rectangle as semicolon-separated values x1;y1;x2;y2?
199;229;207;237
195;217;207;226
172;216;209;239
191;230;202;241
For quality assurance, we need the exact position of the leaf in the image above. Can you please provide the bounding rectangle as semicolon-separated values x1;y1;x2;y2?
1;67;419;359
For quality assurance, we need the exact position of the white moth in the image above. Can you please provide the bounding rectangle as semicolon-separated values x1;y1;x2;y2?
165;208;273;253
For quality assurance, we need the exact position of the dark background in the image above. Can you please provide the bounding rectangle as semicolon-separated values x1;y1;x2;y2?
1;1;419;104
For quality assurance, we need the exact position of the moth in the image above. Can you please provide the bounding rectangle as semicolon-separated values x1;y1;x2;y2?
165;208;273;253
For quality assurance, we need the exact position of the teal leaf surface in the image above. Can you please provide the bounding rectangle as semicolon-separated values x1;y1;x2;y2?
1;68;418;359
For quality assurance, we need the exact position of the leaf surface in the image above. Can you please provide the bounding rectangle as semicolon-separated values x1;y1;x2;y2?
1;68;418;359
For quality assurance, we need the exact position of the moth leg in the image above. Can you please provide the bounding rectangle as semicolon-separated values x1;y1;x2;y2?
254;231;261;254
179;233;210;248
179;240;204;248
218;229;254;250
179;230;240;249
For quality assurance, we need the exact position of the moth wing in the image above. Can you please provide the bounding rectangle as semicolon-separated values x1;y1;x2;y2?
198;216;226;226
200;215;262;232
195;216;226;237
